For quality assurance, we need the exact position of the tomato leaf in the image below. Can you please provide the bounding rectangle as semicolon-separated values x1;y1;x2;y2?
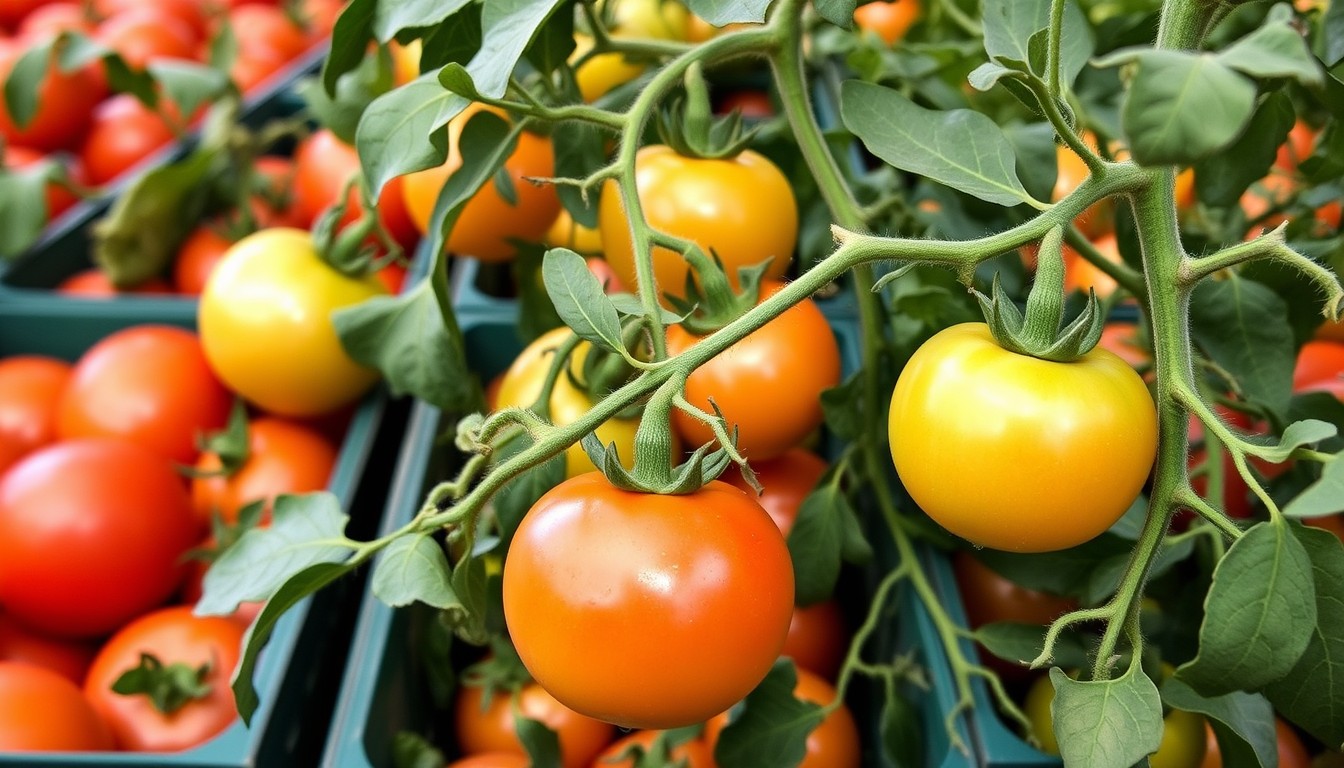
0;164;52;258
981;0;1093;87
1214;5;1323;87
1094;49;1255;166
490;431;566;548
514;714;564;768
713;660;822;768
787;483;871;606
1261;523;1344;747
975;622;1092;673
371;533;458;609
1194;89;1295;208
1176;520;1316;696
301;49;395;145
878;682;922;768
684;0;771;26
524;5;574;76
819;370;862;442
145;59;231;125
1245;419;1337;465
320;0;373;93
551;120;607;229
840;80;1035;207
1188;277;1295;418
355;75;462;200
1159;678;1277;768
514;246;566;342
391;730;447;768
196;492;354;616
1050;666;1163;768
231;561;352;724
376;0;473;41
333;280;480;414
415;4;484;74
1283;450;1344;519
442;552;492;646
973;535;1132;599
813;0;856;29
542;248;625;353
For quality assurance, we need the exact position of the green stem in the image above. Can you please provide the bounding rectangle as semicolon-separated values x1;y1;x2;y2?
1047;0;1065;98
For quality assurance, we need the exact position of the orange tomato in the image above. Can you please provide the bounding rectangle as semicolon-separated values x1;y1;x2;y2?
0;661;114;751
705;667;861;768
191;417;338;526
853;0;921;45
591;729;714;768
454;682;614;768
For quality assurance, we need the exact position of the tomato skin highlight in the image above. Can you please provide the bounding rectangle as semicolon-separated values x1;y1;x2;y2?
0;439;199;638
0;661;115;752
502;473;795;729
83;606;244;752
888;323;1158;553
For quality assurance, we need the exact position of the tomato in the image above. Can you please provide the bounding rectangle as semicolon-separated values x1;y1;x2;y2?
1097;322;1150;371
1274;119;1317;174
57;325;233;465
226;3;309;70
1199;718;1310;768
299;0;341;41
724;447;828;536
1051;133;1114;239
592;729;715;768
92;0;208;42
1293;340;1344;390
888;323;1157;553
705;667;861;768
176;537;264;626
79;93;177;185
0;613;96;685
853;0;921;45
198;227;388;417
0;438;199;637
599;144;796;300
191;417;337;526
781;599;848;682
503;473;795;729
3;144;81;220
389;39;420;85
291;129;421;252
0;39;104;152
56;268;175;296
494;327;644;478
571;0;689;100
952;552;1076;629
402;106;560;262
667;284;840;462
1063;232;1124;299
173;225;234;295
83;605;244;752
545;206;604;256
571;34;644;102
454;682;614;768
447;754;531;768
1025;674;1205;767
715;89;775;118
0;661;114;751
375;261;408;294
95;7;197;69
0;0;51;28
0;355;70;475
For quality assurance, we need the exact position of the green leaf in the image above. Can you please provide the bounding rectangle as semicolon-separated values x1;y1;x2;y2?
415;5;484;73
514;714;564;768
974;535;1132;598
878;684;922;768
333;280;478;414
975;622;1092;672
1215;9;1323;87
551;120;607;229
0;164;53;258
371;533;457;609
684;0;771;26
4;40;53;129
1160;678;1277;768
814;0;857;29
819;371;862;442
713;661;822;768
513;245;566;341
391;731;447;768
422;110;518;260
1188;277;1296;417
982;0;1094;86
145;59;231;122
1004;121;1059;206
1102;50;1256;166
375;0;473;41
443;553;492;646
1050;667;1164;768
196;492;353;616
355;75;462;199
232;561;351;723
474;0;567;98
490;430;566;547
1285;451;1344;518
787;483;871;606
302;48;395;145
524;5;574;76
1194;90;1295;208
1262;523;1344;746
1177;521;1316;695
840;80;1034;207
321;0;374;92
542;248;624;353
1327;0;1344;68
1246;419;1337;464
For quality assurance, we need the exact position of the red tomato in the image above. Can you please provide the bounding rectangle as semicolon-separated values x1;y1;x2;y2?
0;613;96;685
667;284;841;462
447;755;531;768
0;661;114;751
173;225;235;295
57;325;234;464
92;0;208;42
705;667;861;768
0;0;52;28
79;93;177;185
724;447;828;536
1293;340;1344;390
0;39;104;151
299;0;341;41
375;261;408;294
1274;120;1317;174
591;729;715;768
1098;322;1150;371
291;129;421;252
3;144;81;220
455;682;615;768
56;268;175;296
952;552;1077;629
95;7;197;69
17;3;96;40
226;3;309;71
190;417;337;526
83;605;244;752
782;599;848;682
0;355;71;475
0;438;200;637
1199;718;1310;768
715;89;774;118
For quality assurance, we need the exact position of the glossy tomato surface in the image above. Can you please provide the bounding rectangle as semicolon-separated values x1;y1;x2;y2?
888;323;1157;552
502;473;794;729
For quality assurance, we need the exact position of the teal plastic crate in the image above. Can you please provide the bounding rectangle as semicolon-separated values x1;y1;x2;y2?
0;300;392;768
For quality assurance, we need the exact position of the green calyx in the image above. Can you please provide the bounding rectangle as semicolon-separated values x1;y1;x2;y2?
666;252;770;336
111;654;213;715
655;62;760;160
311;178;400;278
978;225;1103;362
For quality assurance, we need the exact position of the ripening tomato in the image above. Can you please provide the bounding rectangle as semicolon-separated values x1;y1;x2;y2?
0;355;71;475
781;599;848;682
599;144;796;300
3;144;81;220
0;614;96;686
1052;133;1114;239
667;284;841;462
952;552;1076;628
1064;232;1123;299
0;40;104;152
92;0;209;42
1293;340;1344;390
79;93;177;185
95;7;198;69
401;105;560;262
58;325;233;465
447;754;531;768
494;327;644;478
571;0;689;101
0;661;114;752
0;439;200;637
0;0;50;27
226;3;310;70
888;323;1158;553
1274;120;1317;174
291;129;420;252
173;225;234;295
454;682;614;768
17;4;96;40
705;667;861;768
544;206;604;256
191;417;337;526
83;605;244;752
1199;718;1310;768
56;268;175;296
724;447;828;536
1097;322;1150;371
198;227;388;417
591;729;715;768
503;473;795;729
853;0;921;45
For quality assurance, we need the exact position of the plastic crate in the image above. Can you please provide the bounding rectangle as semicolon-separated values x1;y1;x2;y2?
0;299;393;768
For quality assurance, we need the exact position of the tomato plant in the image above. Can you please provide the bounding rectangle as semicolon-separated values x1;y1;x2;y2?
454;681;614;768
0;38;103;152
191;416;338;526
705;667;862;768
502;473;794;729
0;661;114;751
592;729;715;768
